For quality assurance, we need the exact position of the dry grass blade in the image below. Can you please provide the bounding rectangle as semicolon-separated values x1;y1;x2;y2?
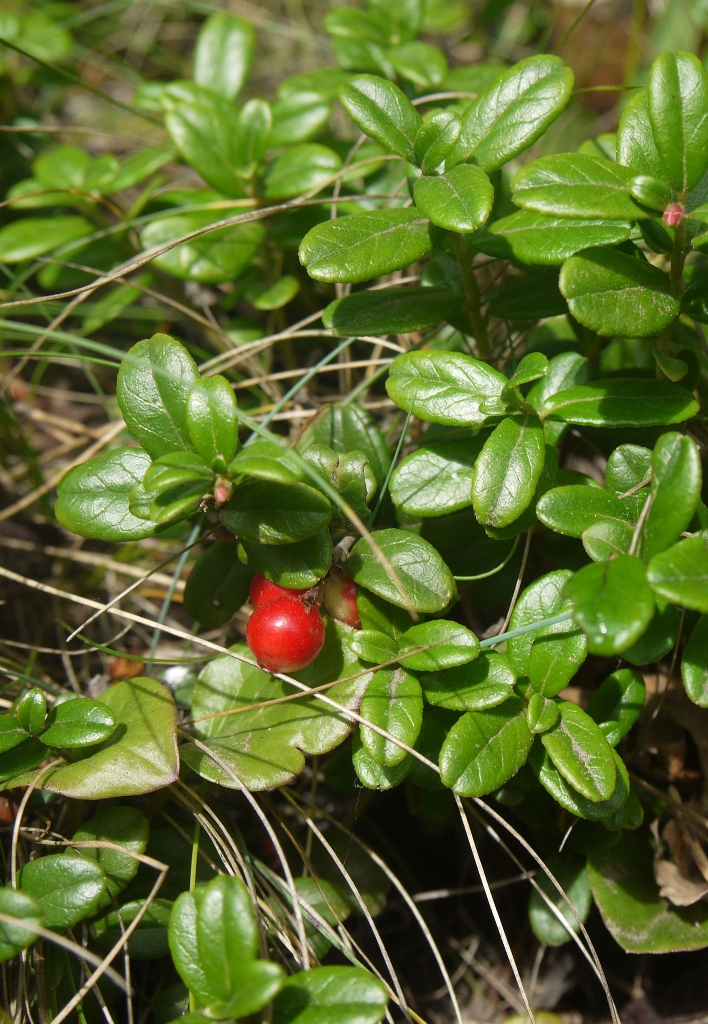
455;795;536;1023
188;738;311;970
302;816;412;1020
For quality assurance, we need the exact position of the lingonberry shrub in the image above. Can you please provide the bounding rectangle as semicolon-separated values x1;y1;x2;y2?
4;2;708;1016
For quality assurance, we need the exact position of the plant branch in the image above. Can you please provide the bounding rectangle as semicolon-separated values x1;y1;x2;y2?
450;233;490;360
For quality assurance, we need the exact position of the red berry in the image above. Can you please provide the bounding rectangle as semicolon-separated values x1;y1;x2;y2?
323;573;361;629
246;596;325;673
249;572;311;608
663;202;685;227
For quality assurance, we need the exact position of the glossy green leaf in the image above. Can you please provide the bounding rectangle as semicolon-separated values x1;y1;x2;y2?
352;733;412;791
605;443;652;494
504;352;549;393
55;448;158;542
245;275;299;310
647;535;708;613
478;210;632;265
537;485;632;537
389;41;447;90
347;529;456;613
527;612;587;698
241;532;331;590
142;211;264;284
385;350;507;426
182;626;372;790
420;650;515;711
296;403;391;487
446;55;573;172
269;91;332;147
527;694;560;734
414;164;494;233
559;247;679;337
235;99;272;176
587;669;645;746
41;696;116;748
360;667;422;766
0;718;29;755
542;378;697;428
530;741;630;821
349;630;399;665
622;600;681;666
16;689;45;735
301;447;375;529
629;174;671;212
439;696;533;796
72;807;149;902
116;334;199;459
0;215;92;262
565;555;655;655
0;888;42;964
527;352;590;443
272;966;388;1024
163;83;246;196
471;414;546;529
19;855;106;929
541;701;616;802
143;451;212;493
682;615;708;706
187;376;238;469
280;69;353;102
511;154;643;220
170;875;284;1013
390;436;484;517
264;144;341;200
324;8;389;44
299;208;437;284
0;740;49;784
323;287;462;337
230;440;304;486
193;13;255;100
184;542;254;628
648;51;708;192
338;75;421;162
507;571;587;696
640;433;702;562
103;148;174;194
582;520;634;561
589;830;708;953
528;853;591;946
34;144;92;189
220;479;331;544
398;621;479;671
617;91;665;180
7;678;179;799
414;111;460;173
147;479;205;526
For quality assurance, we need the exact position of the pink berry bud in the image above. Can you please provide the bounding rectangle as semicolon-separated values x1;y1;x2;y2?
663;202;685;228
213;476;233;506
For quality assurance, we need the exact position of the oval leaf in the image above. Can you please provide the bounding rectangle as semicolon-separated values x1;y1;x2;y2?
299;209;437;284
413;164;494;232
347;529;456;613
559;247;679;337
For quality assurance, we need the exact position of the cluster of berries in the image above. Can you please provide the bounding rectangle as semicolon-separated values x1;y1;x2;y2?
245;571;361;674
